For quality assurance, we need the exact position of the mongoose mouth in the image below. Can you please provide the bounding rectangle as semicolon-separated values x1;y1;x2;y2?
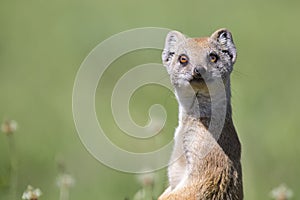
190;76;205;83
189;76;208;90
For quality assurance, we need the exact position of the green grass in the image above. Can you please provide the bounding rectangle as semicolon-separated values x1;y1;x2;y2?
1;0;300;199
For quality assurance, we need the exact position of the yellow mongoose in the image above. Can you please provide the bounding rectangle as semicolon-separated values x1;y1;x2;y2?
158;29;243;200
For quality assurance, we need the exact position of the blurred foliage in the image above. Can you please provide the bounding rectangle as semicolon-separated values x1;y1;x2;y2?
1;0;300;199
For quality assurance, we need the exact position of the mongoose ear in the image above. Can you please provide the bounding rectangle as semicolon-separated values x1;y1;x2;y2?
162;31;186;67
210;29;237;63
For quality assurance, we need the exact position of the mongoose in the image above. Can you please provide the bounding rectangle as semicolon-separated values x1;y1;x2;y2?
158;29;243;200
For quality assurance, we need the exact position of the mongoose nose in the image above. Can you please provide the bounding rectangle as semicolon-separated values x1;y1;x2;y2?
193;67;206;78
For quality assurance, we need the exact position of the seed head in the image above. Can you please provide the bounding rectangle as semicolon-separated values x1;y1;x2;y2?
22;185;42;200
56;173;75;188
270;183;293;200
1;119;18;135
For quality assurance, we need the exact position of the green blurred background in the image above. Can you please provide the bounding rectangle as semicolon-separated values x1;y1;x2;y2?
1;0;300;199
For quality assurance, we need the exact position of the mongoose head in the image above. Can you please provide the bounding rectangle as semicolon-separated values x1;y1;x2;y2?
162;29;236;92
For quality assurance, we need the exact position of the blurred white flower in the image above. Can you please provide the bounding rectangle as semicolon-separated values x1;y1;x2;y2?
56;173;75;188
136;172;155;187
57;173;75;200
270;183;293;200
1;119;18;135
22;185;42;200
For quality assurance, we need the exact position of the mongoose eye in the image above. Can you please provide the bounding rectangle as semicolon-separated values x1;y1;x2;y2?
209;52;219;63
178;54;189;66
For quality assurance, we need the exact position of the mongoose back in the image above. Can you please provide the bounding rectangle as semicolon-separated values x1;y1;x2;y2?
158;29;243;200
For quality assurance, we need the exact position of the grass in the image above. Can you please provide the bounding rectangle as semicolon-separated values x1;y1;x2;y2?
1;0;300;199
